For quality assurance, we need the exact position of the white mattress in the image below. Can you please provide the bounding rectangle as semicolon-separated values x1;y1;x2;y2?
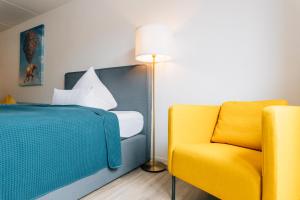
110;111;144;138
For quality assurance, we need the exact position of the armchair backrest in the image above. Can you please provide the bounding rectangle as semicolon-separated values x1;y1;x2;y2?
211;100;288;150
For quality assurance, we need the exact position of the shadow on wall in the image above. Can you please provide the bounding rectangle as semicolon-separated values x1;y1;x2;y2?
102;0;202;31
0;85;6;99
112;49;136;66
278;0;300;104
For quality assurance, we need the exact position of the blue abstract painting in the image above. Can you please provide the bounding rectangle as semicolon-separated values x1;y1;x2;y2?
19;24;44;86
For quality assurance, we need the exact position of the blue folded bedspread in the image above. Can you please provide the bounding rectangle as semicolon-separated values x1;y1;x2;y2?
0;104;121;200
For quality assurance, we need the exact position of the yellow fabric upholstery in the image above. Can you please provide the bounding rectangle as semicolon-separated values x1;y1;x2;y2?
0;95;16;104
168;103;300;200
212;100;287;150
262;106;300;200
172;143;261;200
168;104;220;171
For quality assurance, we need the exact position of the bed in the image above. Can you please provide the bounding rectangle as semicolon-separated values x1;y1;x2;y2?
0;65;151;200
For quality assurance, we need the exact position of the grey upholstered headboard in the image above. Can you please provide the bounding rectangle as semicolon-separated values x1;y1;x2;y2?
64;65;151;160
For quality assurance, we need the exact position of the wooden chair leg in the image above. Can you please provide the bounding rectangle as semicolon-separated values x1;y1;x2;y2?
172;176;176;200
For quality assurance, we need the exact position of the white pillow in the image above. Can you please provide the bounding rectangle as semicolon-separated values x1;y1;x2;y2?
77;87;113;110
52;88;113;111
52;88;86;105
73;67;117;110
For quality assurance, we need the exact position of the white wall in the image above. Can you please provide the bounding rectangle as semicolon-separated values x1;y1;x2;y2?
0;84;4;99
0;66;3;98
0;0;299;161
0;41;4;98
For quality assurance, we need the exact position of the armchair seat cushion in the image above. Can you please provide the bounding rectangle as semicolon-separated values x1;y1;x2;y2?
172;143;262;200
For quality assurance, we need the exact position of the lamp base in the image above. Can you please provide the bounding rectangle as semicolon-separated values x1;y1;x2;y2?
141;160;166;173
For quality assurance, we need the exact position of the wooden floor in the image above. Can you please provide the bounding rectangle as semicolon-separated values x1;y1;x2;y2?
82;168;218;200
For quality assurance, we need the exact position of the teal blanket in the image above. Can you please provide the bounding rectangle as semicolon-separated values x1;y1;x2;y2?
0;105;121;200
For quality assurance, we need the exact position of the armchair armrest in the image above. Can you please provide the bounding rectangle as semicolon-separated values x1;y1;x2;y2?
262;106;300;200
168;104;220;172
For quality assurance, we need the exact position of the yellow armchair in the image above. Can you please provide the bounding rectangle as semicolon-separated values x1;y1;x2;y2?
168;104;300;200
0;95;16;104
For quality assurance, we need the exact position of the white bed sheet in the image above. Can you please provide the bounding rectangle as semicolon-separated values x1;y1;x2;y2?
110;111;144;138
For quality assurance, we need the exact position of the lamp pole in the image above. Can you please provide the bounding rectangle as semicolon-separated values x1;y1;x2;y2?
151;54;156;166
141;54;166;172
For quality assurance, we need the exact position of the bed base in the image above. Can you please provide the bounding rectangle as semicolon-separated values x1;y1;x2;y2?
38;134;146;200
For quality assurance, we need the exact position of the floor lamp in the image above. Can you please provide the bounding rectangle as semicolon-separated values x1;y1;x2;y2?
135;24;171;172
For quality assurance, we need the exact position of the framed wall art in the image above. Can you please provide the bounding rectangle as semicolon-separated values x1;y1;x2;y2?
19;24;44;86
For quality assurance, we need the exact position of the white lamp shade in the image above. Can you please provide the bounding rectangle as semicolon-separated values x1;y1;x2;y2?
135;24;171;63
